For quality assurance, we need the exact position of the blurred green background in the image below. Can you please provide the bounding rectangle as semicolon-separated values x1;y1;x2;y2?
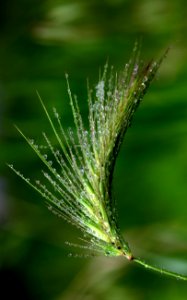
1;0;187;299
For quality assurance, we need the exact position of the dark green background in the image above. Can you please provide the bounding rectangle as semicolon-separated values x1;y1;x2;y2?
1;0;187;299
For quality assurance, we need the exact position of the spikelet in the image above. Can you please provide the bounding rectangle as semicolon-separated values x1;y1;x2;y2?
9;46;167;261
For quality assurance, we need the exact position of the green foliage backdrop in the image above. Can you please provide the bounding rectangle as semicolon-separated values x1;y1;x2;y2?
1;0;187;299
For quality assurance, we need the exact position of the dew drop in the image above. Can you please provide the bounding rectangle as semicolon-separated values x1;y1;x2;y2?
29;139;34;145
80;168;85;175
56;174;61;180
96;80;105;101
133;64;138;75
143;76;148;83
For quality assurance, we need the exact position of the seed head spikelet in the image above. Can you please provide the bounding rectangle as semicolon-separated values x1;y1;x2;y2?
8;45;187;280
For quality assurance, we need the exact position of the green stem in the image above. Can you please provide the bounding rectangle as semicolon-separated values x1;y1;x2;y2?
133;257;187;281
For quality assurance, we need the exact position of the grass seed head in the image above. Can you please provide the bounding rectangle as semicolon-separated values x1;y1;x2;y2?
9;46;167;260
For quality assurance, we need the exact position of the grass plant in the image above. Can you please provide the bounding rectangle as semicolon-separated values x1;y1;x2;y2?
9;45;187;281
